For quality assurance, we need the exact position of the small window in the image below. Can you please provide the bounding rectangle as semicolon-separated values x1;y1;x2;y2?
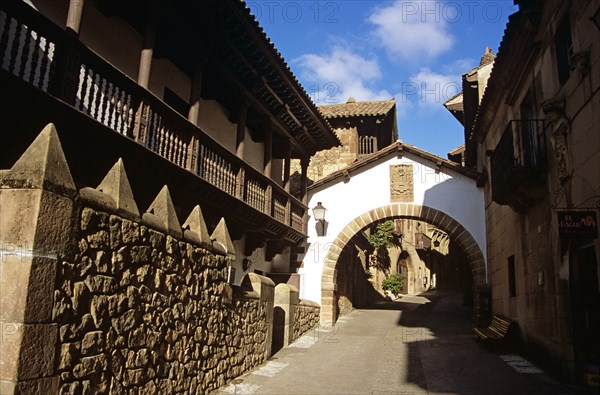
163;87;190;117
358;135;377;157
554;17;573;85
508;255;516;297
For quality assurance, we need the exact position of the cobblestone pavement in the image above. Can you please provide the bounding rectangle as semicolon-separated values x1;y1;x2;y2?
213;291;592;395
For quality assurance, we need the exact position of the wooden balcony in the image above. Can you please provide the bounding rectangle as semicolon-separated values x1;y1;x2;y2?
414;232;432;250
0;0;307;245
490;119;547;212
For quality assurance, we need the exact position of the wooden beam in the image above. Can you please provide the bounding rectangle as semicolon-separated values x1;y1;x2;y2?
236;99;248;159
187;62;203;126
300;156;309;205
263;118;273;177
66;0;85;35
137;16;157;89
283;140;291;193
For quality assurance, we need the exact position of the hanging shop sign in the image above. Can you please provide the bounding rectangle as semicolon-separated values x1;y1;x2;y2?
557;211;598;239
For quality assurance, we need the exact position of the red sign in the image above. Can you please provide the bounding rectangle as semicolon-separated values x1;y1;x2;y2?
558;211;598;239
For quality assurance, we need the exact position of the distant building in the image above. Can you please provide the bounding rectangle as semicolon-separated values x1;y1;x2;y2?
444;47;495;169
291;97;397;185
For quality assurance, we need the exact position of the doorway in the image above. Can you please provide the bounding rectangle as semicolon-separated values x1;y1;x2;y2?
570;243;599;386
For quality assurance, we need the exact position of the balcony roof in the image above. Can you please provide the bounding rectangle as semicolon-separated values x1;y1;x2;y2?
0;69;306;245
103;0;340;156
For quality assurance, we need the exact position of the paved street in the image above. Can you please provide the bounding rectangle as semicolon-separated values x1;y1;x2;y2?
214;291;588;395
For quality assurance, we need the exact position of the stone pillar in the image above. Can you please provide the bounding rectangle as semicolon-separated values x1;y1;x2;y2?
0;124;76;394
243;273;275;359
273;284;299;351
320;290;337;327
320;263;338;326
65;0;85;35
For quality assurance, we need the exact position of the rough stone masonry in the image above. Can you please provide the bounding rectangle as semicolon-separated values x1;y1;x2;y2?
0;124;319;394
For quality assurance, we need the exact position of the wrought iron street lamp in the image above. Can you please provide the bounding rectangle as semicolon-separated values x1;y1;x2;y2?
312;202;327;236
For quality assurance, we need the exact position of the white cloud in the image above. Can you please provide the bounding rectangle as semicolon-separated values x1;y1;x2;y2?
368;0;455;62
444;58;477;74
294;47;392;104
396;68;461;112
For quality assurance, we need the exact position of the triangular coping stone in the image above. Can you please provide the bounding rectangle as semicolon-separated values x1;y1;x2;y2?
144;185;182;238
1;123;76;196
182;205;211;248
96;158;140;220
210;218;235;257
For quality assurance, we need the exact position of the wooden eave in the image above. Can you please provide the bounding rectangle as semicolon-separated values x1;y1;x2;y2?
100;0;339;158
217;1;339;152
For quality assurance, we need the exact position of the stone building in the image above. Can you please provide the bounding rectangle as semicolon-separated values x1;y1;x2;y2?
365;218;469;299
302;140;486;324
0;0;337;392
449;0;599;385
291;97;397;185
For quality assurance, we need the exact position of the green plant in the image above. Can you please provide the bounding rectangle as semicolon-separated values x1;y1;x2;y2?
369;220;398;250
381;273;406;297
368;220;399;273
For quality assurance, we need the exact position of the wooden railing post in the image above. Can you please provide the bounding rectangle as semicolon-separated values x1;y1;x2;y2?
187;134;199;173
133;100;150;146
236;167;246;201
283;139;291;193
265;184;273;216
51;45;80;106
285;197;292;228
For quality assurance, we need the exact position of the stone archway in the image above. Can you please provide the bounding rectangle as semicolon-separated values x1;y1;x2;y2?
320;203;487;325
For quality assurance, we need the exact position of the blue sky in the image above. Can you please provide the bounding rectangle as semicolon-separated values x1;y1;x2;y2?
247;0;518;157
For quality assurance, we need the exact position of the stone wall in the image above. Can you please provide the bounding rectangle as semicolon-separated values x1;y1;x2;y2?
334;245;381;319
292;301;319;341
0;124;307;394
291;127;358;185
53;206;271;394
272;284;320;353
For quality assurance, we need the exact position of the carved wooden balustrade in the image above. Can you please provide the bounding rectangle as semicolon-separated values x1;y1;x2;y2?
0;0;306;234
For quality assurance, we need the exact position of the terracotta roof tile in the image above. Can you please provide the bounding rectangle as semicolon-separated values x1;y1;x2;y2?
319;98;396;119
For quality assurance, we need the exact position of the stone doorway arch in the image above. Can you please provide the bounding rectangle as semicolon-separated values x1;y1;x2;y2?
320;203;487;325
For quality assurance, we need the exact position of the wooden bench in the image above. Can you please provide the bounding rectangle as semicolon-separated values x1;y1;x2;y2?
474;315;513;341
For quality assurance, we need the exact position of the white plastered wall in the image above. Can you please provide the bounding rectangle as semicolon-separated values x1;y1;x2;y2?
299;152;486;304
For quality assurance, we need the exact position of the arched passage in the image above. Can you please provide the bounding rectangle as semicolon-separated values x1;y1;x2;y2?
320;203;487;325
